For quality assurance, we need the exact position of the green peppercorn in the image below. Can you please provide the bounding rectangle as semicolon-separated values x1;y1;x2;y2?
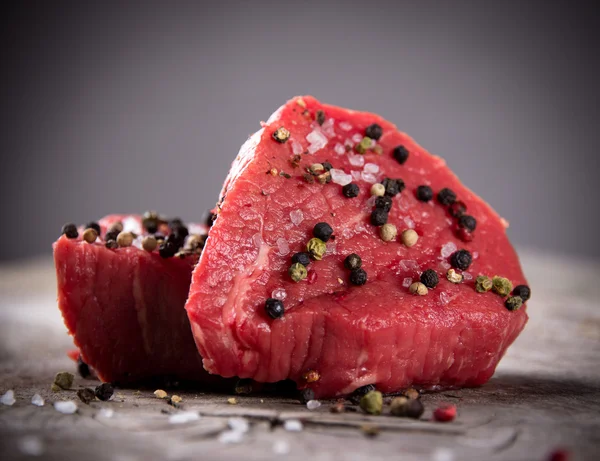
475;275;493;293
359;390;383;415
505;296;523;311
355;136;372;154
306;238;327;260
492;276;513;297
289;263;308;282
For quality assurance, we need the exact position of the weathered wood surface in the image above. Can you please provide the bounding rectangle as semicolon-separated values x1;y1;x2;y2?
1;249;599;460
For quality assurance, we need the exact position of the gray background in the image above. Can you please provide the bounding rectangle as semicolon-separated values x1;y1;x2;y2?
1;0;599;261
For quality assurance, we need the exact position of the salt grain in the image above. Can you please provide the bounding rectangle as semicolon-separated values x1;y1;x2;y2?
169;411;200;424
271;288;287;301
402;277;413;288
403;216;415;229
54;401;77;414
439;261;451;270
219;430;244;444
439;292;450;305
31;394;44;407
348;153;365;167
352;133;363;143
276;238;290;256
18;436;44;456
290;138;304;155
363;163;379;174
351;170;362;181
284;419;304;431
334;143;346;155
290;209;304;226
342;227;353;239
440;242;457;259
306;400;321;410
321;118;336;138
361;171;377;183
472;251;479;260
339;121;353;131
1;390;15;406
462;272;473;281
99;408;114;418
228;417;250;433
330;169;353;186
273;440;291;455
306;128;328;154
400;260;419;272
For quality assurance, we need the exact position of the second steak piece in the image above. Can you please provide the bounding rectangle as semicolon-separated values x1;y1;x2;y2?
186;96;529;398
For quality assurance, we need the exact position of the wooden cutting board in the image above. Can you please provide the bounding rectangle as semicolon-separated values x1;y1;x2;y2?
1;250;599;460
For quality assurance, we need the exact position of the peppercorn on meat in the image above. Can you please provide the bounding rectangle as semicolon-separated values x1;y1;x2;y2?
185;96;530;399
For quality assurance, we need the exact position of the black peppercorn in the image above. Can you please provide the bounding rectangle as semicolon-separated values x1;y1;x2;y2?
316;110;326;126
458;215;477;231
105;230;119;242
61;223;78;239
512;285;531;302
420;269;439;289
371;209;388;226
292;252;312;267
375;196;393;212
94;382;114;401
313;222;334;242
342;183;360;198
415;185;433;202
265;298;285;319
105;240;118;249
349;384;376;405
365;123;383;140
437;188;457;206
159;241;178;258
85;222;101;234
448;201;467;218
322;161;333;171
349;268;368;286
450;249;473;271
344;253;362;271
392;145;409;164
382;178;405;197
300;387;315;403
206;212;216;227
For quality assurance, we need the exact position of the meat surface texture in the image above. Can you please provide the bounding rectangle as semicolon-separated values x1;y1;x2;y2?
54;214;214;385
185;96;529;398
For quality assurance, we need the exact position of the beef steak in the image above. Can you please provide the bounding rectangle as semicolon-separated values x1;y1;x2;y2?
186;96;529;398
54;214;215;385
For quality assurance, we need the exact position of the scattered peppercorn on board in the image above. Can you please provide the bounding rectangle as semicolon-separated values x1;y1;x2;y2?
1;253;599;460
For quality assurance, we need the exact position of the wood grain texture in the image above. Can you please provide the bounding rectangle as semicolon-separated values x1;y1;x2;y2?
1;250;599;460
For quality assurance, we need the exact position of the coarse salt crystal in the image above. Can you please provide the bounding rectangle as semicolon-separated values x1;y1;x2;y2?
271;288;287;301
348;153;365;167
54;401;77;414
402;277;413;288
352;133;363;143
1;390;15;406
339;121;353;131
228;417;250;433
219;430;244;444
365;196;377;209
342;227;353;239
169;411;200;424
290;138;304;155
330;169;353;186
321;118;336;138
99;408;114;418
334;143;345;155
276;238;290;256
439;261;451;270
284;419;303;431
400;260;419;272
403;216;415;229
462;272;473;280
306;400;321;410
440;242;457;259
273;440;291;455
31;394;44;406
439;292;450;305
363;163;379;174
472;251;479;260
17;436;44;456
344;138;354;148
361;171;377;183
354;222;366;234
306;128;328;154
290;209;304;226
351;171;362;181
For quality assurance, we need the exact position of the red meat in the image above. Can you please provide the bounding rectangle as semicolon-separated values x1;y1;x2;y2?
186;96;529;398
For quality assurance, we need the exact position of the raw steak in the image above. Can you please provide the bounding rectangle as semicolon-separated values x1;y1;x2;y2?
186;96;529;398
54;214;217;385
